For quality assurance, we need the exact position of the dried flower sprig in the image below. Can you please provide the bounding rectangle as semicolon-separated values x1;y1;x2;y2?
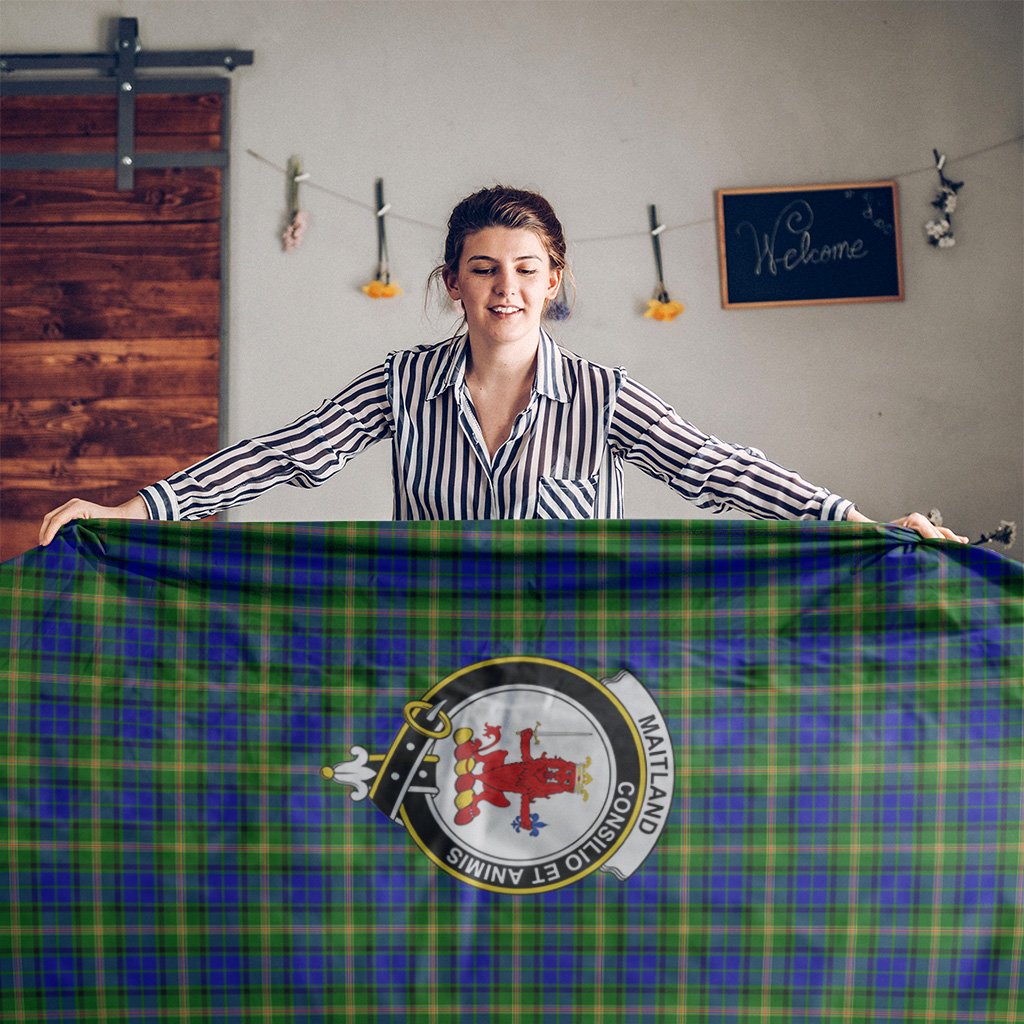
282;156;310;252
972;521;1017;548
924;150;963;249
362;177;401;299
932;509;1016;548
644;204;684;323
282;210;308;252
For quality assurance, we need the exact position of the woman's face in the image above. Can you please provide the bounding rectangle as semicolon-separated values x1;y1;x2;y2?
445;227;561;349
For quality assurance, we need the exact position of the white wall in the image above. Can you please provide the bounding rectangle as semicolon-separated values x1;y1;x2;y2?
4;0;1022;543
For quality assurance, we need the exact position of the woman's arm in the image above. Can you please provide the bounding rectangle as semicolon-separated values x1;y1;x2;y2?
38;360;394;545
140;362;393;521
609;375;853;521
40;494;149;547
609;375;968;542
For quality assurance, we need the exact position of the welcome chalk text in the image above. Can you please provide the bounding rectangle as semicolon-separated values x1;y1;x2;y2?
735;199;868;277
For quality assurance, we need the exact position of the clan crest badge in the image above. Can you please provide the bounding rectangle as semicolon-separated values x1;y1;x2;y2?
322;657;674;894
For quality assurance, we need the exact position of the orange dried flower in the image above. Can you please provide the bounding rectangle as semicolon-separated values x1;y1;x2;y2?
644;299;685;322
361;280;403;299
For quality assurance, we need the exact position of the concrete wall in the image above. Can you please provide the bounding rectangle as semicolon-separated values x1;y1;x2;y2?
4;0;1022;543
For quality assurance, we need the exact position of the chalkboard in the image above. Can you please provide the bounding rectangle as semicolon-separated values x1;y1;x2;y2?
716;181;904;309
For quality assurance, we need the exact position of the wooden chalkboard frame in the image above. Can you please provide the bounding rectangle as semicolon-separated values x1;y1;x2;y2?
716;181;904;309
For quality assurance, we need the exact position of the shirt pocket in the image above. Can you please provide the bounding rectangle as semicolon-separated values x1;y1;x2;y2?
534;475;599;519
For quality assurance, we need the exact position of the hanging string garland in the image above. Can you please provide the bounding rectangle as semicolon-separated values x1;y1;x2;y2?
250;133;1021;306
644;205;685;323
924;149;964;249
362;178;402;299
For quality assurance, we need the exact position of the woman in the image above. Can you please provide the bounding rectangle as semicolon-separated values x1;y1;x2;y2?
39;186;966;544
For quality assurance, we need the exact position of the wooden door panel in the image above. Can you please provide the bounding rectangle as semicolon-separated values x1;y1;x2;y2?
1;91;223;561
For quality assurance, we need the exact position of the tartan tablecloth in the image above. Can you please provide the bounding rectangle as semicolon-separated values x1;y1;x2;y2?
1;519;1021;1023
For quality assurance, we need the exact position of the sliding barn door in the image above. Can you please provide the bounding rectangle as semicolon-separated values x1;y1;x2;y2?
1;91;224;561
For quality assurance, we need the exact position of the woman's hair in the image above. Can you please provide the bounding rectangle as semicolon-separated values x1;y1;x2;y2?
428;185;573;319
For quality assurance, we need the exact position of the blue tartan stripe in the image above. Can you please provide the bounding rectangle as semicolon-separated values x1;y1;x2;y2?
0;519;1021;1023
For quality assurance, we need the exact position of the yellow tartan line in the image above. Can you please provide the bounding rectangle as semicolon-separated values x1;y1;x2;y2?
5;837;1020;856
173;584;192;1020
2;1001;1022;1023
926;565;950;1020
88;601;110;1024
839;557;865;1020
342;522;360;1024
4;567;27;1024
758;537;780;1022
2;920;1021;940
1008;812;1024;1024
8;668;1014;702
257;550;274;1024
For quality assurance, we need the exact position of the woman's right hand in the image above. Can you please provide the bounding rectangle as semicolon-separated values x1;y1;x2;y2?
39;494;149;547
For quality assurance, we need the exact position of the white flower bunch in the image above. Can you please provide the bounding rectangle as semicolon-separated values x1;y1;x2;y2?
925;218;955;248
926;150;963;250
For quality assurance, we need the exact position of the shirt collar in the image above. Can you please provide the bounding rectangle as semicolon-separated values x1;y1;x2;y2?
426;335;469;400
426;329;570;403
535;328;571;403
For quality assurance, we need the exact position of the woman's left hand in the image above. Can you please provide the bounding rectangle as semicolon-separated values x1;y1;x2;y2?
847;508;969;543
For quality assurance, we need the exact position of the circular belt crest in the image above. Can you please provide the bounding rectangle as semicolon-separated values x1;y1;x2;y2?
322;657;674;895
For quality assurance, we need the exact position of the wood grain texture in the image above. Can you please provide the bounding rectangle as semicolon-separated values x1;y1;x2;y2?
2;455;198;517
0;93;223;561
1;339;219;397
2;279;219;340
1;222;219;283
0;134;223;154
1;168;222;224
2;396;219;459
0;93;223;137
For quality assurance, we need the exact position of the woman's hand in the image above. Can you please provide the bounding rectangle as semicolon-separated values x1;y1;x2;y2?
847;508;969;543
39;495;149;547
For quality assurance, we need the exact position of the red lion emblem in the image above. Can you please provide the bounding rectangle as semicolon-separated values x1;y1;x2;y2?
452;724;590;831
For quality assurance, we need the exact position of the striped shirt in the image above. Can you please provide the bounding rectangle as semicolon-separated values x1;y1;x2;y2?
139;331;854;522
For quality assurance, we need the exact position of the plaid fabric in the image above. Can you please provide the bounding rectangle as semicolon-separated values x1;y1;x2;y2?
1;519;1021;1023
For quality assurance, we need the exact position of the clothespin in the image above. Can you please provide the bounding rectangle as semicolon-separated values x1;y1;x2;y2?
375;178;391;285
282;155;309;252
287;156;310;218
932;149;964;192
643;204;684;321
648;204;669;304
361;178;402;297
